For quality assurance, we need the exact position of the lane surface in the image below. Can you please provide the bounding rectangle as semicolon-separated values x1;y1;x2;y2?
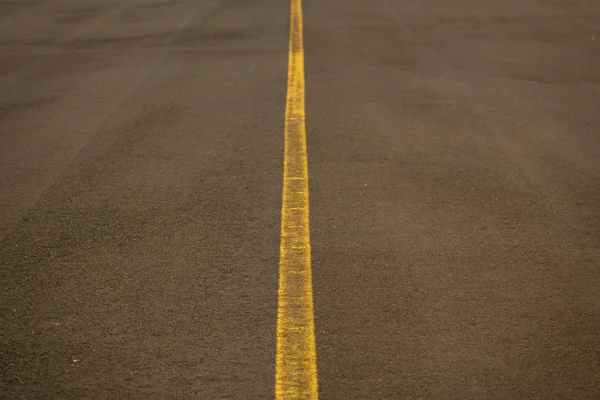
305;0;600;398
1;0;600;398
1;0;288;397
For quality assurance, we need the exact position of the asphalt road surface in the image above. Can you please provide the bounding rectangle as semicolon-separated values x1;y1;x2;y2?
1;0;599;398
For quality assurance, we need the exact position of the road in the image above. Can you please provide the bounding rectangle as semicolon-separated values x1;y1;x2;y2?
1;0;599;398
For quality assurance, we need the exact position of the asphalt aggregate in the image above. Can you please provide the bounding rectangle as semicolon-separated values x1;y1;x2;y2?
1;0;599;398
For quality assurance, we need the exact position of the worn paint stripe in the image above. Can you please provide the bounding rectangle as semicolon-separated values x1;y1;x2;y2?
275;0;319;397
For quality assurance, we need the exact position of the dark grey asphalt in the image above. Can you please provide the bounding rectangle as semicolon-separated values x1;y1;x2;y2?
1;0;599;398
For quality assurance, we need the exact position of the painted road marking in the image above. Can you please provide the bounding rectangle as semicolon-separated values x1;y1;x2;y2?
275;0;319;397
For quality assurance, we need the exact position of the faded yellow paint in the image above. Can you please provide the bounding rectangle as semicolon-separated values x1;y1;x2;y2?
275;0;318;398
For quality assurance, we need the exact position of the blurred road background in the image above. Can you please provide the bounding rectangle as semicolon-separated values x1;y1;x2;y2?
1;0;599;398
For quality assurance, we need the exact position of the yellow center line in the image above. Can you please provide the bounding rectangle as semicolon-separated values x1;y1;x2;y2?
275;0;319;398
